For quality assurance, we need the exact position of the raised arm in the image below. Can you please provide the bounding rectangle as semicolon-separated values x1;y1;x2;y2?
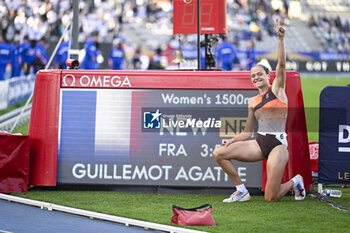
272;19;287;102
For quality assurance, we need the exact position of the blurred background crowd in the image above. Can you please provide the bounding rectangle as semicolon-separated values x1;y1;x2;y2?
0;0;349;79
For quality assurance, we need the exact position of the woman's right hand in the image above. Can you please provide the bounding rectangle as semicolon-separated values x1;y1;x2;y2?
222;138;234;147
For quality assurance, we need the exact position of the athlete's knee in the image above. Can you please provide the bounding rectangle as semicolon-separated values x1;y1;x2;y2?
265;196;278;202
264;193;281;202
213;147;230;162
212;148;223;162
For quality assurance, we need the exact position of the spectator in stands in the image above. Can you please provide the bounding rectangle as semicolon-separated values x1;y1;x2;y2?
131;46;149;70
344;40;350;58
216;35;240;71
33;37;49;73
113;28;126;44
109;39;126;70
146;1;159;22
325;28;334;51
131;46;142;70
201;47;206;70
10;35;21;78
4;9;16;42
344;20;350;32
81;31;100;69
283;0;290;17
21;37;38;75
308;15;317;27
246;40;256;70
1;10;10;40
334;16;343;31
337;36;350;55
0;35;10;80
55;38;70;69
148;47;167;70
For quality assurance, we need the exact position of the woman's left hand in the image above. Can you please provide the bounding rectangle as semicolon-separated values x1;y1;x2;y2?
276;19;286;39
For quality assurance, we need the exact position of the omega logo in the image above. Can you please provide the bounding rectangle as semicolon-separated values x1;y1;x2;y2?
62;74;76;86
62;74;131;88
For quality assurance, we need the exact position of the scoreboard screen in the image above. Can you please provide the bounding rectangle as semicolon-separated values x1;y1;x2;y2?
57;87;261;187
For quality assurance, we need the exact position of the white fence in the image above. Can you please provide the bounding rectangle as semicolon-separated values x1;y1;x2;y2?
0;75;35;110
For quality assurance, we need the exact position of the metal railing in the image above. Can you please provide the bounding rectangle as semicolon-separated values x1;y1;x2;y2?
0;193;207;233
0;105;32;132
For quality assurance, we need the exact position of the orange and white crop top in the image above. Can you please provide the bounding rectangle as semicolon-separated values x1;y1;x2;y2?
249;88;288;134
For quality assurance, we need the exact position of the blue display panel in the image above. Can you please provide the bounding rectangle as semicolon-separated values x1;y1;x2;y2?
319;86;350;184
57;88;262;187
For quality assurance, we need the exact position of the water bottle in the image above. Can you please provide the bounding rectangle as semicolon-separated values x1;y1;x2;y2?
322;189;342;197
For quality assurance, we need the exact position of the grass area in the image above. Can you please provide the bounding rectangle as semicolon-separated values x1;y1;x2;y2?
11;122;29;135
13;188;350;233
300;76;350;142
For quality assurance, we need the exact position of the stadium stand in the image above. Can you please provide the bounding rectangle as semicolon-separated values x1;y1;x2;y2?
0;0;349;74
300;0;350;53
303;0;350;14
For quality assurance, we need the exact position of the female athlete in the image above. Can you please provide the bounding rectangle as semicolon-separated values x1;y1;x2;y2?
213;19;305;202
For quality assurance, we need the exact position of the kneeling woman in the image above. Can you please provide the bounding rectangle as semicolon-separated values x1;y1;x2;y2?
213;19;305;202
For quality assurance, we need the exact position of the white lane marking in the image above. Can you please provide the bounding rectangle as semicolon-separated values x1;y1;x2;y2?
0;230;13;233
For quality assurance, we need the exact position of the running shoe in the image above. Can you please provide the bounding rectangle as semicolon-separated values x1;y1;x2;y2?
293;175;306;201
223;190;251;203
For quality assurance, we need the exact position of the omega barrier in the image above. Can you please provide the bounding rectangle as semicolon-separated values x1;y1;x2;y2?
28;70;313;191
